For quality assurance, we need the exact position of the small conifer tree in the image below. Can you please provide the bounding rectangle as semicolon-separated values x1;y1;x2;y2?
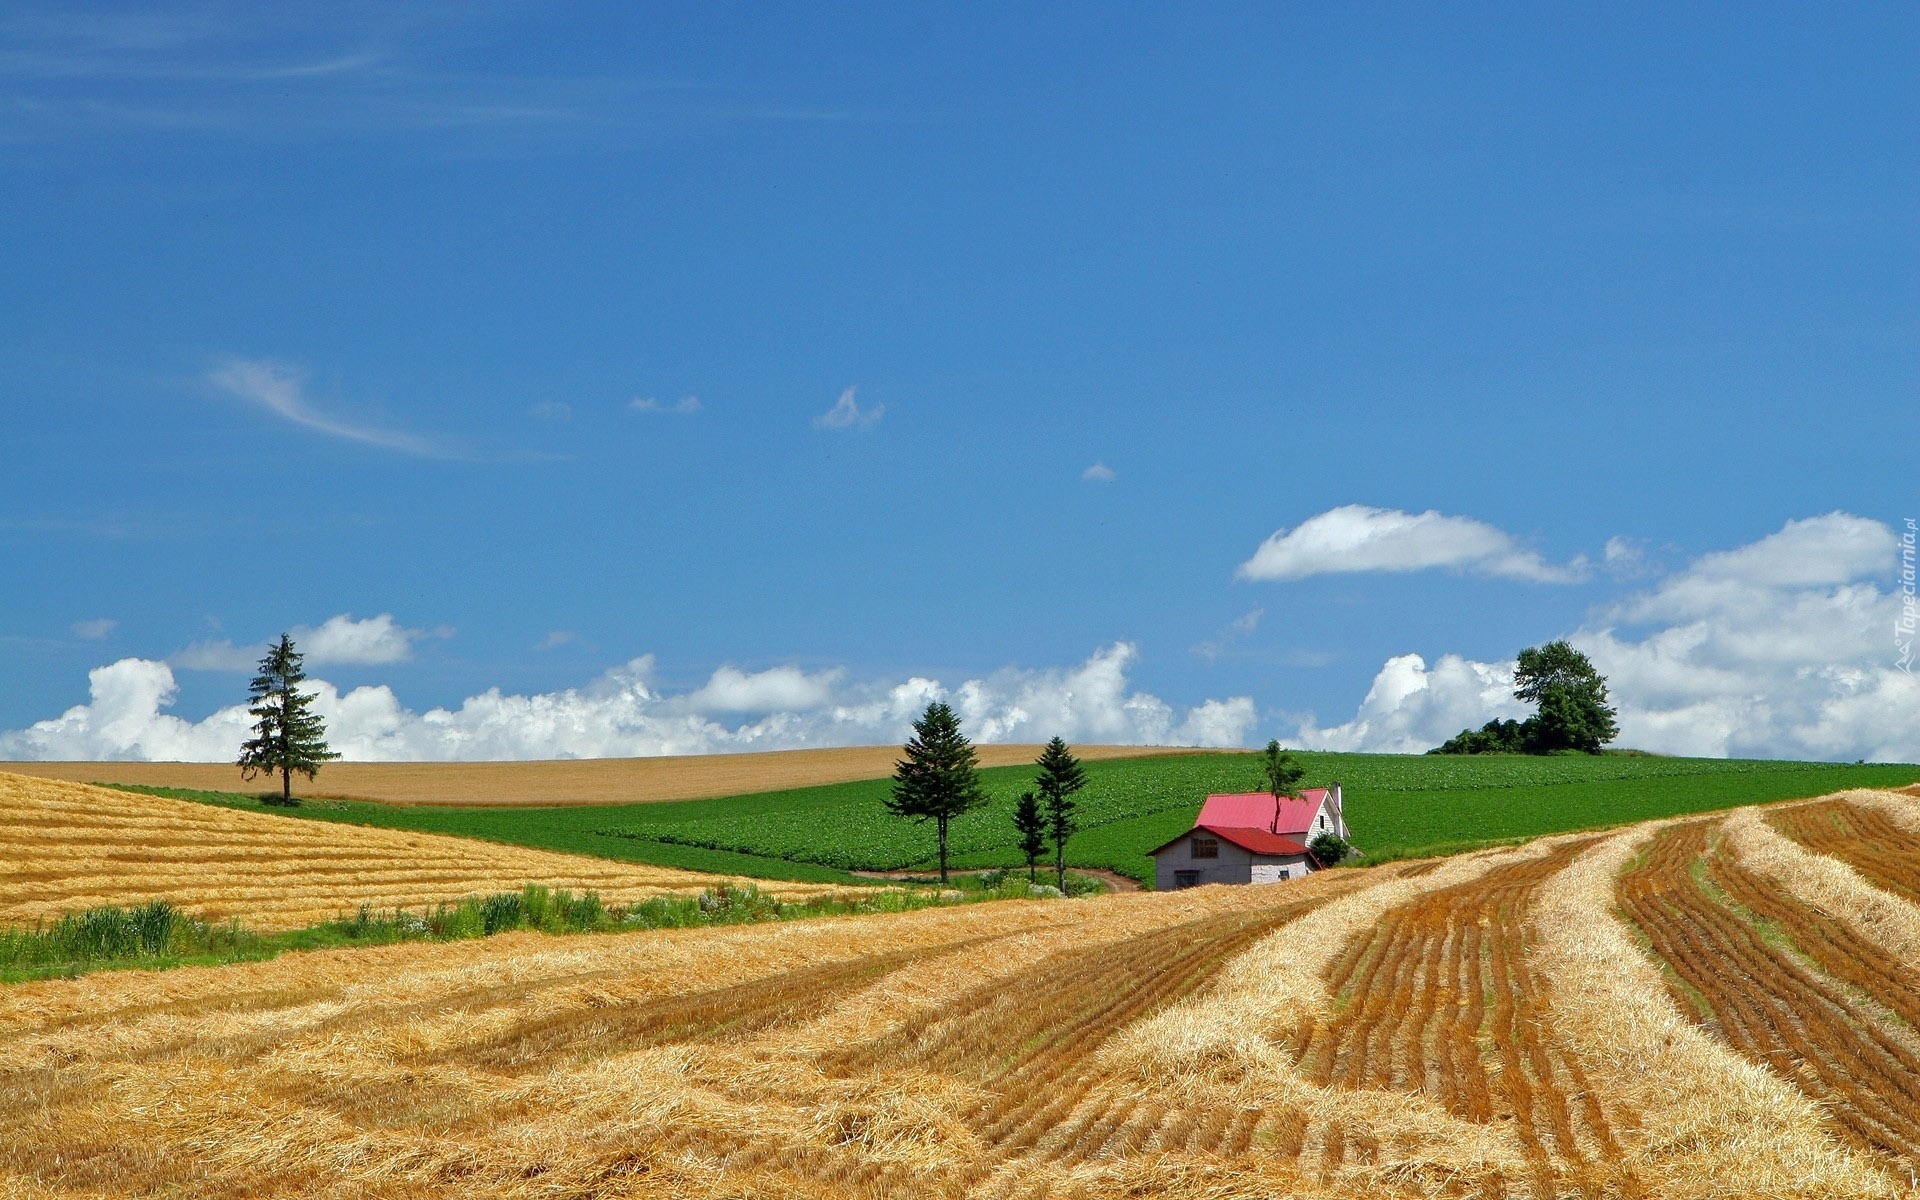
1012;790;1047;883
885;702;988;884
1035;736;1087;893
238;634;339;805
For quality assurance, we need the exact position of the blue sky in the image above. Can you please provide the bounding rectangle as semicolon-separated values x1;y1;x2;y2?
2;3;1915;762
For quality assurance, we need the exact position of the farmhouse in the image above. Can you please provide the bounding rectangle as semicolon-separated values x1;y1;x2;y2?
1149;785;1348;889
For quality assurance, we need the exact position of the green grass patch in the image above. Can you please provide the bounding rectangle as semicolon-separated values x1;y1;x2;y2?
1;875;1062;986
107;752;1918;890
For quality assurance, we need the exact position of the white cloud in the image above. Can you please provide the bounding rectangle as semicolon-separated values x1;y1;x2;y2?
1237;504;1588;584
1291;513;1920;762
1294;653;1528;754
534;631;574;650
631;395;701;415
1685;512;1892;589
1082;462;1116;483
0;643;1257;762
813;386;883;431
170;613;431;671
293;612;427;665
528;401;571;420
208;358;450;457
71;618;117;640
686;664;842;714
1602;535;1650;578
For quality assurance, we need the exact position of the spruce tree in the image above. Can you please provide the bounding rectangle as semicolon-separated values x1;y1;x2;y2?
1034;736;1087;893
885;702;988;884
238;634;339;805
1011;790;1047;883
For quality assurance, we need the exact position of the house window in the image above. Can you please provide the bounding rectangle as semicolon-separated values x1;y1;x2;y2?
1191;837;1219;859
1174;870;1202;889
1319;814;1328;830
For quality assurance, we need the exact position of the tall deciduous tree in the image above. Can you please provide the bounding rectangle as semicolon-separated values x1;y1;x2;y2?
1034;736;1087;892
885;702;988;884
1262;739;1304;798
1011;790;1047;883
1513;640;1619;753
237;634;339;805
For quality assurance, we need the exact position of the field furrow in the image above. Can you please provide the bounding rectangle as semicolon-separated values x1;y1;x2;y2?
1294;837;1637;1198
10;776;1920;1199
1768;798;1920;904
1619;820;1920;1169
0;773;827;930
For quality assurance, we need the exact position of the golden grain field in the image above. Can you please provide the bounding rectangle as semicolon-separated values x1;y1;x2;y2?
0;744;1204;807
5;788;1920;1199
0;772;828;931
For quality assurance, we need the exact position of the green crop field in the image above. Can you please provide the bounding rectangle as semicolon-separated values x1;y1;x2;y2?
115;751;1919;887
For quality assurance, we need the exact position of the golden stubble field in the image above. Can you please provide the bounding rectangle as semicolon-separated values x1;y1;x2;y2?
5;784;1920;1198
0;744;1205;807
0;773;830;930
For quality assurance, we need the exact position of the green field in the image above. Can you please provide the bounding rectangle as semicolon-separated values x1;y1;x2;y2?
116;751;1919;886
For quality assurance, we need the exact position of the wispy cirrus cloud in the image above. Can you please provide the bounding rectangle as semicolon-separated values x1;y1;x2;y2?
813;387;883;431
1192;608;1262;663
1082;462;1116;483
1238;504;1588;585
207;358;454;457
631;395;701;415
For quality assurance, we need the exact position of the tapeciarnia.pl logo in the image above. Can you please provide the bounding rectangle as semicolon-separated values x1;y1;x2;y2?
1898;517;1917;676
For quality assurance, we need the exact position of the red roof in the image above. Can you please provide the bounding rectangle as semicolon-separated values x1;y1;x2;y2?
1194;824;1311;857
1196;790;1329;836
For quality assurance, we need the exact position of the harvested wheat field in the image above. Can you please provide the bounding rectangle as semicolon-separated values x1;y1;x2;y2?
0;772;828;931
7;789;1920;1199
0;745;1201;807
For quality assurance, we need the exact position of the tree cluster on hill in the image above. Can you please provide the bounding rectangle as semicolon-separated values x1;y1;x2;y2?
1432;641;1619;755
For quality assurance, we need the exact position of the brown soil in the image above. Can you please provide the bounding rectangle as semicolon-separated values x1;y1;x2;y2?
0;744;1214;808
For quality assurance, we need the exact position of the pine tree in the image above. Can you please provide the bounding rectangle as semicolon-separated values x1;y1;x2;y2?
885;702;988;884
237;634;339;805
1011;790;1047;883
1034;736;1087;893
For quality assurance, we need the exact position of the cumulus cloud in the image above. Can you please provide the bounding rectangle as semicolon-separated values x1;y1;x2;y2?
1291;512;1920;762
208;358;451;457
0;643;1257;762
171;613;432;671
687;664;842;714
1294;653;1528;754
293;613;429;665
631;395;701;415
813;387;883;431
71;618;117;640
1238;504;1588;584
1082;462;1116;483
